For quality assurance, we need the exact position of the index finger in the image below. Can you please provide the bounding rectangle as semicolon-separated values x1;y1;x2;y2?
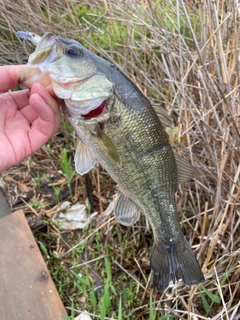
0;65;25;92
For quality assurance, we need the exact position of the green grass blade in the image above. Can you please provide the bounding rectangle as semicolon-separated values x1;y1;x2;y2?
149;294;155;320
200;284;221;304
200;292;210;314
118;295;122;320
71;270;89;286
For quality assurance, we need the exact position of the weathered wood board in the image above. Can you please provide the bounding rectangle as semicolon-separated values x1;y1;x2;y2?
0;210;68;319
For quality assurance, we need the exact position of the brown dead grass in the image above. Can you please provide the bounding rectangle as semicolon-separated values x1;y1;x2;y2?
0;0;239;319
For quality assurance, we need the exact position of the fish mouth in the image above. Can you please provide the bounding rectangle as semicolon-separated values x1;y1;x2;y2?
20;67;110;120
82;99;108;119
19;31;113;120
20;67;110;119
50;73;93;87
65;97;110;119
61;75;113;119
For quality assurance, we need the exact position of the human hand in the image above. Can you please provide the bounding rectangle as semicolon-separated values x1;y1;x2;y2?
0;65;60;172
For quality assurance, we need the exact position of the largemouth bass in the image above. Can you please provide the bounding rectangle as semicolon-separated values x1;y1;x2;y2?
17;31;204;291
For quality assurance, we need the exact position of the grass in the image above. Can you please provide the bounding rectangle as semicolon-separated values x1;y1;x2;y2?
0;0;239;319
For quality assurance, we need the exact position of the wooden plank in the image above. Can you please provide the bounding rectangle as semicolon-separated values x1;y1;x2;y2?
0;189;11;217
0;210;68;319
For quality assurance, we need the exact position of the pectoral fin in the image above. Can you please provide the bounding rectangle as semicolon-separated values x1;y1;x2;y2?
95;126;121;167
175;154;201;184
74;140;96;175
114;191;140;226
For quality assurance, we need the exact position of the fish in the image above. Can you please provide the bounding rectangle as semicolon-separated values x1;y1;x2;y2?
17;31;205;291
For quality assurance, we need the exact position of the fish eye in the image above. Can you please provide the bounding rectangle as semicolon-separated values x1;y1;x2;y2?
65;45;82;57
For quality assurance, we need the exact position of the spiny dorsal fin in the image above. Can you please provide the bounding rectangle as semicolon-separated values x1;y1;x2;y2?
74;140;96;175
95;126;121;167
175;153;201;185
114;191;141;226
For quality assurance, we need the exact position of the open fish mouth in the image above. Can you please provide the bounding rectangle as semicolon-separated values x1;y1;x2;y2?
20;64;111;119
18;31;113;120
51;73;112;119
65;96;110;119
80;99;109;119
50;74;91;86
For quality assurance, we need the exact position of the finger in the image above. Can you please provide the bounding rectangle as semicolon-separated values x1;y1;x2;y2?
29;92;60;149
28;97;60;152
0;65;25;92
18;84;60;129
0;90;34;123
30;83;60;113
7;89;30;110
0;90;38;125
45;83;58;98
18;104;38;125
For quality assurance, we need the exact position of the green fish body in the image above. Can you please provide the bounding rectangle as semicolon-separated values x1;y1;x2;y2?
18;32;204;291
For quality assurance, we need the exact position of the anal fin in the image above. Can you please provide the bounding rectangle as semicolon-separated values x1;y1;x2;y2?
175;153;201;185
114;191;141;226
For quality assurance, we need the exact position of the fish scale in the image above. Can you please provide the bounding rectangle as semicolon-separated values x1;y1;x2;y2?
17;31;205;291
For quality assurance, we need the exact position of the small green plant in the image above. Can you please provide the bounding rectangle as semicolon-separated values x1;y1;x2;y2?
29;199;46;210
60;148;74;180
51;184;64;204
199;284;220;315
38;241;50;259
60;149;76;185
118;295;122;320
61;118;74;134
149;294;156;320
33;171;41;188
70;256;121;319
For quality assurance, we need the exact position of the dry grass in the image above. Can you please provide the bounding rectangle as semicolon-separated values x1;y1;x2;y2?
0;0;239;319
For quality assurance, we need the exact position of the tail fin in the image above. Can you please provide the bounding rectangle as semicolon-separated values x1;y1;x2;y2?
150;238;204;291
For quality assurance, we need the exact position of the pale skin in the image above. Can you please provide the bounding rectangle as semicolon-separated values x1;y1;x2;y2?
0;65;60;172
